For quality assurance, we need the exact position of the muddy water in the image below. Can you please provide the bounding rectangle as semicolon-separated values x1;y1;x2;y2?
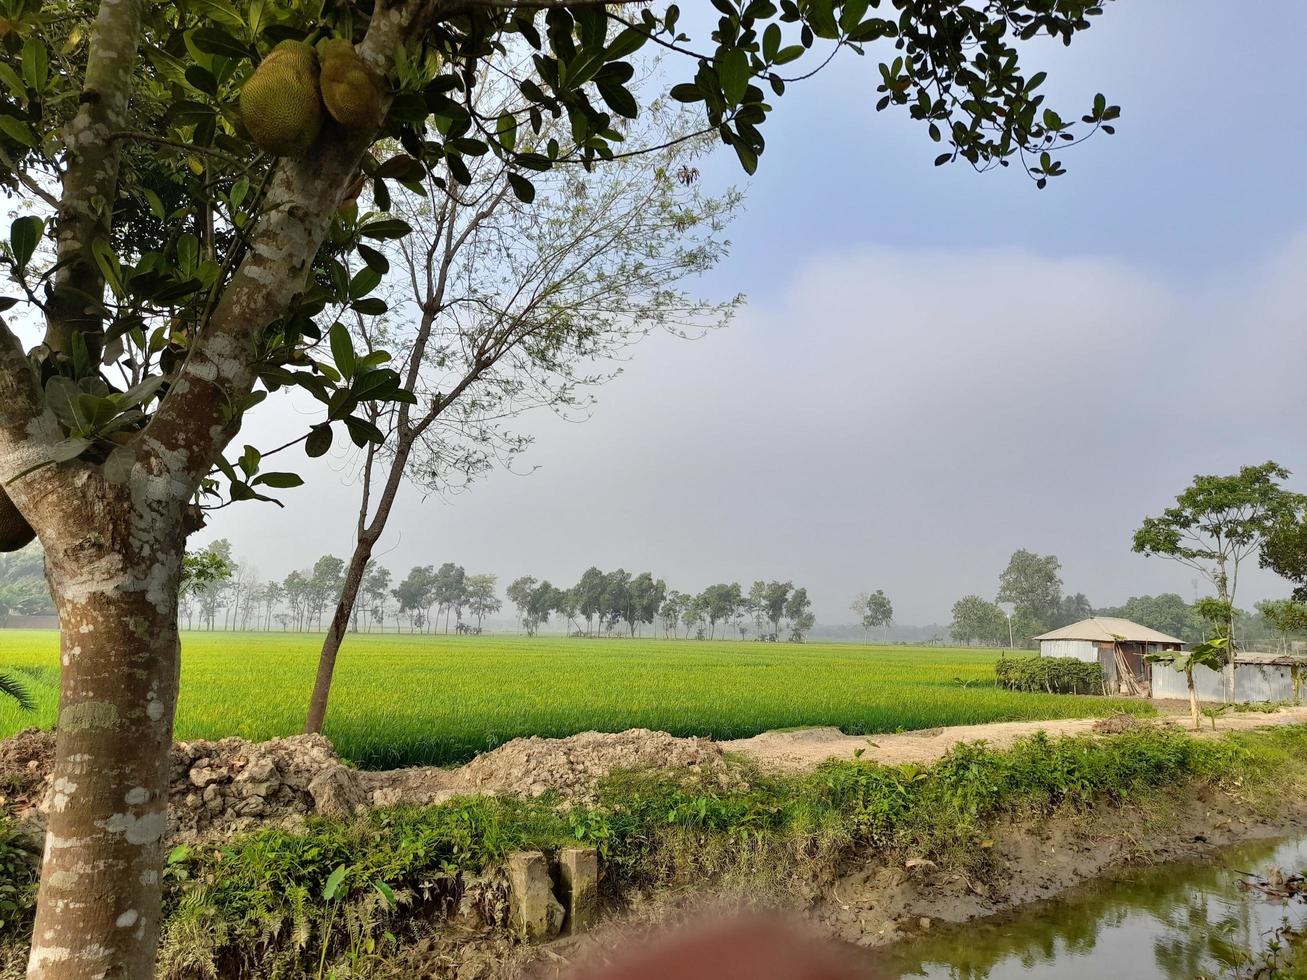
872;835;1307;980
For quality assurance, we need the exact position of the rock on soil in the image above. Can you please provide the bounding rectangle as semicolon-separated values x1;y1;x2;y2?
0;727;726;844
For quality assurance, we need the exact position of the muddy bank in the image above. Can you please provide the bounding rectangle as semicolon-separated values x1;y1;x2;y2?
499;782;1307;980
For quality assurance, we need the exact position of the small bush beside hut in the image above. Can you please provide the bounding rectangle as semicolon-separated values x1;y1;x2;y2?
996;656;1105;695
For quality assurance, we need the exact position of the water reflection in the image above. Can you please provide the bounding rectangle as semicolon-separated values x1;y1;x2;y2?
871;836;1307;980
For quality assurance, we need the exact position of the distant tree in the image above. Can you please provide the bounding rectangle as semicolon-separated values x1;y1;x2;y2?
179;542;235;632
261;581;284;632
506;576;538;634
1255;599;1307;655
997;549;1063;631
747;581;769;636
524;581;560;636
556;588;582;635
950;595;1008;647
627;573;666;637
852;590;893;641
1134;462;1304;644
682;596;706;640
305;555;346;631
1053;592;1093;628
431;562;466;633
659;591;690;639
0;545;54;625
601;569;632;635
762;581;793;638
576;567;607;635
465;574;501;631
784;587;815;642
282;570;310;632
360;564;392;633
1095;594;1198;642
698;583;743;640
191;540;235;631
1262;508;1307;602
393;566;437;634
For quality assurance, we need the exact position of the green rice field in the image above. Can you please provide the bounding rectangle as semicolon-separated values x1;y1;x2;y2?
0;630;1150;769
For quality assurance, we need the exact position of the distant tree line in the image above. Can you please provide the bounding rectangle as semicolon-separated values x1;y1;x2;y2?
505;570;821;642
175;541;501;635
0;543;53;625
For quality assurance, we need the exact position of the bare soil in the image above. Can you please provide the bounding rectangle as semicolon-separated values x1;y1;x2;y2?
724;705;1307;770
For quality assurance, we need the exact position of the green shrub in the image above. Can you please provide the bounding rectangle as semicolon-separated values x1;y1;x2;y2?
995;656;1104;695
0;819;37;941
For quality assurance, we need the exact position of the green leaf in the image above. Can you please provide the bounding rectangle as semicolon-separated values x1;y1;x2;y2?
329;322;356;380
717;48;749;106
190;27;250;61
20;38;48;93
507;172;535;204
373;880;397;907
351;298;387;316
668;83;702;104
9;216;42;271
254;471;305;489
323;865;348;901
496;113;518;152
91;239;125;299
356;243;389;274
349;267;382;300
305;424;333;458
359;219;412;241
343;415;384;447
0;115;37;148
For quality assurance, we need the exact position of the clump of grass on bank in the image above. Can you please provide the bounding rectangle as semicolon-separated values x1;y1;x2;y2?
5;725;1306;978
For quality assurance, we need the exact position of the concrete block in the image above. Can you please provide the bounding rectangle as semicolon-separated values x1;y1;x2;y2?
559;846;599;934
507;850;563;941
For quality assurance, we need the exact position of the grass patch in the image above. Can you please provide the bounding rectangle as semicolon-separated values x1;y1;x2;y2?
0;631;1153;768
7;724;1303;977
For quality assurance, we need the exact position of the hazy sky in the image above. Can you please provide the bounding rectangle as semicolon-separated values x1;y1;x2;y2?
197;2;1307;625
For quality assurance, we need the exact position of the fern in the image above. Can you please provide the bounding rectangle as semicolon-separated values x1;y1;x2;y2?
0;673;32;712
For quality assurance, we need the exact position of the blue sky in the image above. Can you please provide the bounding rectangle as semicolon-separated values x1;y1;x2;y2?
203;1;1307;626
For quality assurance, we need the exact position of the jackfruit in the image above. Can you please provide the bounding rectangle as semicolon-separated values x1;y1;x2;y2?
0;487;35;553
239;40;323;157
317;39;382;129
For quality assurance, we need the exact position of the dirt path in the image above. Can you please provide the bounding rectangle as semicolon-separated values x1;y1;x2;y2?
722;706;1307;770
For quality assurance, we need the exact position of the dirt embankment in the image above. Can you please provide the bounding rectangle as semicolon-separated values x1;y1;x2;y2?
4;707;1306;844
0;727;729;842
724;705;1307;769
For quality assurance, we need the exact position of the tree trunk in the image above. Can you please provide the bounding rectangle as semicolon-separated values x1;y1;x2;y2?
1187;667;1200;730
305;537;374;734
28;516;183;979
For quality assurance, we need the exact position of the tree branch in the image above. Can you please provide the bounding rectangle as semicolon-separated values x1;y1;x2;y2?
142;0;429;491
44;0;144;356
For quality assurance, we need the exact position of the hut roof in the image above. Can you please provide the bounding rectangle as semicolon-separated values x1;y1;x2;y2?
1033;617;1183;645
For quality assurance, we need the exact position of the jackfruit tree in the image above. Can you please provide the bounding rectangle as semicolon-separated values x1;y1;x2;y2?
0;0;1118;975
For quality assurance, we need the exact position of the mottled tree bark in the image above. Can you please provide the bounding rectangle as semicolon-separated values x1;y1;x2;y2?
0;1;434;975
27;528;183;978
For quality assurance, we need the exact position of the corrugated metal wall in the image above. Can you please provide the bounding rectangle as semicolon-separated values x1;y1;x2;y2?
1039;639;1098;662
1151;662;1298;703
